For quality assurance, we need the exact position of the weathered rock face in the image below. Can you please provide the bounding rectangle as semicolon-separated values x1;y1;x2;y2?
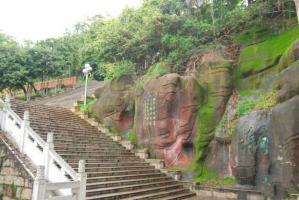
205;91;239;178
92;75;134;133
277;62;299;102
232;96;299;197
279;39;299;71
231;110;271;187
134;74;202;166
269;95;299;196
188;50;233;162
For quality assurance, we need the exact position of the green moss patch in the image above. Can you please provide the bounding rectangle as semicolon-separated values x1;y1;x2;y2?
193;167;238;185
238;25;299;78
235;26;275;46
192;93;216;172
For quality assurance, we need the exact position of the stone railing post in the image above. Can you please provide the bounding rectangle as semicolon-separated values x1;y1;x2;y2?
4;96;11;109
20;111;30;153
32;165;46;200
77;160;87;200
1;96;10;131
44;132;54;179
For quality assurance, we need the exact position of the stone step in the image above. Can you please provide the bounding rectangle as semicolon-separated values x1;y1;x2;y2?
86;177;172;190
155;193;197;200
87;169;158;178
54;142;120;147
69;161;149;168
85;184;186;200
86;172;165;183
75;165;154;173
40;134;105;139
53;140;119;145
86;180;178;196
65;157;142;163
54;146;124;151
56;151;133;156
62;154;140;160
122;188;195;200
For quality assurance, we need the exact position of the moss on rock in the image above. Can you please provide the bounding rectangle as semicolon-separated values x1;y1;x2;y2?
238;26;299;78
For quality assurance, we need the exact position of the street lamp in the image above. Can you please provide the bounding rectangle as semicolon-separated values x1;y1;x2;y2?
82;63;92;106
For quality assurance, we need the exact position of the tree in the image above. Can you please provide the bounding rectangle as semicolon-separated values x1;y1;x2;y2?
295;0;299;23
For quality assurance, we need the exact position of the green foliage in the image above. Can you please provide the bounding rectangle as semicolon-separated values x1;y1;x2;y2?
104;61;136;79
80;98;97;114
236;99;254;117
238;25;299;77
128;132;138;146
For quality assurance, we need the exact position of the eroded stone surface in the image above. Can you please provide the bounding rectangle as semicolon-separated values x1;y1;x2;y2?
277;62;299;102
135;74;201;166
232;95;299;197
92;75;134;133
269;95;299;196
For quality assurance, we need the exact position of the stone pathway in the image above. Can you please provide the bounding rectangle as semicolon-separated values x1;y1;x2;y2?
34;80;104;108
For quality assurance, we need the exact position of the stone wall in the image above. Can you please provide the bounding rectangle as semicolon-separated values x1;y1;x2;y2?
0;141;33;200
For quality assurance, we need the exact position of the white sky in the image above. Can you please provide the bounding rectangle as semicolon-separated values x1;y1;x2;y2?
0;0;142;42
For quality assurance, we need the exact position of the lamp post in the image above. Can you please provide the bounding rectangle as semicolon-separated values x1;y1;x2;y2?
82;63;92;106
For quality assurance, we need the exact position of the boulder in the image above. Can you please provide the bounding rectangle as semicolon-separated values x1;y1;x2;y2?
231;110;271;186
134;73;202;167
279;39;299;71
269;95;299;196
188;49;233;162
92;75;134;133
232;96;299;198
277;62;299;102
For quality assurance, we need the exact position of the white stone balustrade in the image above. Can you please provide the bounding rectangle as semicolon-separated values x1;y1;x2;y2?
121;140;134;150
146;159;165;170
135;148;149;159
0;97;86;200
32;162;86;200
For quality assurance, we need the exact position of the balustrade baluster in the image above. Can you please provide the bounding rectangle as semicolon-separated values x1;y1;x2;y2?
44;132;54;179
77;160;86;200
32;165;46;200
20;111;29;153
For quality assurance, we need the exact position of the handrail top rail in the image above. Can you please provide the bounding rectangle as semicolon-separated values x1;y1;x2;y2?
46;181;80;191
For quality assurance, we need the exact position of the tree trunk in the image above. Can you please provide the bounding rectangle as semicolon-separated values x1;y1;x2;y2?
295;0;299;23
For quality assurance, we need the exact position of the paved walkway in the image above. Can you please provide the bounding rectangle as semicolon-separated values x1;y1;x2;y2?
34;80;104;108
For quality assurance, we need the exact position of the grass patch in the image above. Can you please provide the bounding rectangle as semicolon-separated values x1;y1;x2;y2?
193;167;238;185
80;98;97;113
236;99;254;117
238;25;299;77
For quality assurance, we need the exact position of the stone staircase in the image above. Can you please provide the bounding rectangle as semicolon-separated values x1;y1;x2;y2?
11;100;196;200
